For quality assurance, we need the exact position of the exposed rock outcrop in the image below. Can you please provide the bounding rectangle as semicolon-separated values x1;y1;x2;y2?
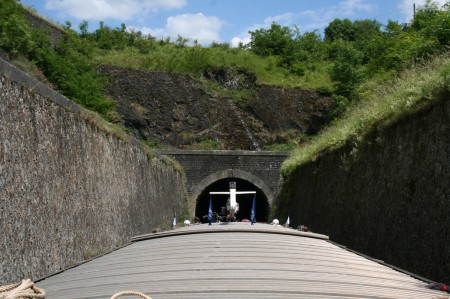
100;65;333;150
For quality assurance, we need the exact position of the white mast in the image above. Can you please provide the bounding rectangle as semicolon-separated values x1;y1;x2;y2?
210;181;256;218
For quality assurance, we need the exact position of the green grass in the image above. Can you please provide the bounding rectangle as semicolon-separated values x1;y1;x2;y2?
140;139;161;149
185;138;223;150
281;53;450;178
93;45;333;90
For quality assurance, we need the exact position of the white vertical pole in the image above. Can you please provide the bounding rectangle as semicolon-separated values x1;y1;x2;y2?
230;185;237;212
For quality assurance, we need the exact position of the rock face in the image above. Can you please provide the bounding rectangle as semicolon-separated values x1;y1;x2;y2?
250;86;332;134
100;65;333;150
203;66;257;90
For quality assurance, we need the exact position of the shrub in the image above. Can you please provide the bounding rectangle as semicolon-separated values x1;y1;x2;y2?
0;0;33;58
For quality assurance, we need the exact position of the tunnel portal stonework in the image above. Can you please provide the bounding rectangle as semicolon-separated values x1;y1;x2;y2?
158;150;289;216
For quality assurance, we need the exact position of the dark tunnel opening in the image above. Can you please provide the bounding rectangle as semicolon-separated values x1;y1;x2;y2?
195;178;269;223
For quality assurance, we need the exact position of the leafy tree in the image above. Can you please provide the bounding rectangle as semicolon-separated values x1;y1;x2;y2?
384;20;403;36
79;20;89;37
413;0;450;45
353;19;382;51
427;7;450;45
249;22;296;56
411;0;441;30
90;21;129;50
329;39;365;98
295;30;325;60
324;18;355;42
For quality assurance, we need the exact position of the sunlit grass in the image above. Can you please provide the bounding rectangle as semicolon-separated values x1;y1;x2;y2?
281;53;450;177
93;45;332;90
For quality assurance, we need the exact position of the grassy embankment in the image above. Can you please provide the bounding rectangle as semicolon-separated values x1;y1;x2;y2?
93;45;332;90
281;53;450;179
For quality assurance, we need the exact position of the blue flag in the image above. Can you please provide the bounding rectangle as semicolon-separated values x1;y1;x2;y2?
208;197;213;225
250;195;256;225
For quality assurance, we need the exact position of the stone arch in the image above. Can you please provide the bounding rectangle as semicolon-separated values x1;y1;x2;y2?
189;169;275;219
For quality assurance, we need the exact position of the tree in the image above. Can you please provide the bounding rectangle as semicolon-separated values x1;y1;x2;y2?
324;18;355;42
413;0;450;45
329;39;365;98
384;20;402;37
248;22;296;56
411;0;441;30
353;19;382;42
295;30;325;60
79;20;89;37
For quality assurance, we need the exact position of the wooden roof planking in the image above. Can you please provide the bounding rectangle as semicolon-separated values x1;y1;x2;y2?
37;223;444;299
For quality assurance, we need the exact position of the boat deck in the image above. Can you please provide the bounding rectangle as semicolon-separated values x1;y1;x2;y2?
37;223;443;298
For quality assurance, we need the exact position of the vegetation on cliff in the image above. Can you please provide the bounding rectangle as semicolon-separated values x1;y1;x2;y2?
281;53;450;177
1;1;115;117
0;0;449;150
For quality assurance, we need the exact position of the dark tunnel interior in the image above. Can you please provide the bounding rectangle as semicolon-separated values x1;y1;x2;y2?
195;178;269;223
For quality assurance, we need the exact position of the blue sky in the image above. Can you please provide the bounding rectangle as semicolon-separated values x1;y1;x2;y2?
20;0;447;46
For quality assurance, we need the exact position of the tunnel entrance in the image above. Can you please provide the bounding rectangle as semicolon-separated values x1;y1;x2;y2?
195;178;269;223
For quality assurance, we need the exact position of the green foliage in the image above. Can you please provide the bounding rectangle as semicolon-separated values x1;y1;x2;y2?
282;54;450;177
412;0;450;45
249;22;296;56
353;19;382;42
32;30;114;115
0;1;115;117
141;139;161;149
264;143;297;151
295;31;326;61
92;21;128;50
290;62;306;76
325;18;356;41
186;138;222;150
133;38;157;54
175;34;190;48
331;95;351;118
248;23;328;77
181;45;211;73
412;0;441;30
2;0;450;129
0;1;33;57
210;41;231;49
329;40;365;98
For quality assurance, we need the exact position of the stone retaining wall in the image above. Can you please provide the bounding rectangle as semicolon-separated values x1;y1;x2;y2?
281;98;450;284
0;58;187;284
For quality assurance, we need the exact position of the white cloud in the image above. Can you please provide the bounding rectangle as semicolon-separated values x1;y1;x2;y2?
231;36;251;48
398;0;448;22
167;13;222;43
44;0;186;21
133;13;223;45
